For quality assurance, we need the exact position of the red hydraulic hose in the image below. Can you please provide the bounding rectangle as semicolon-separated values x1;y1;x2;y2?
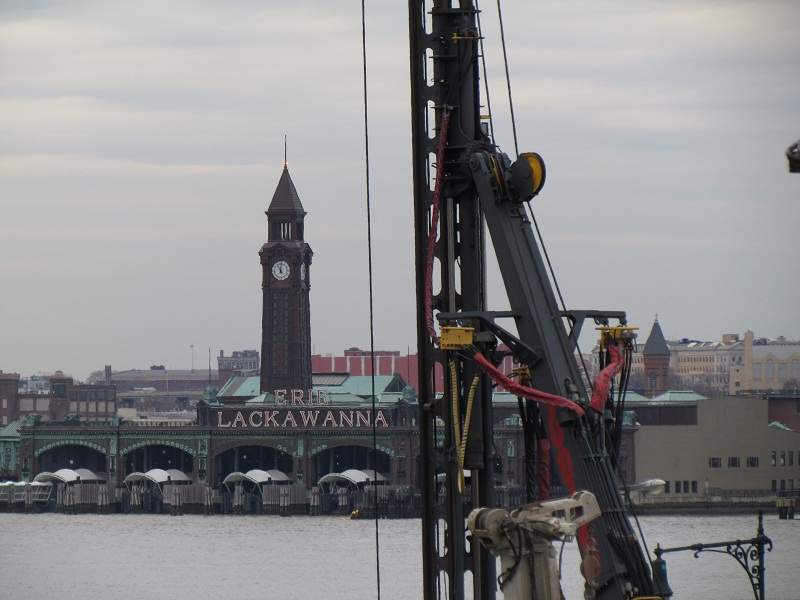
589;345;623;413
424;110;451;345
472;352;585;416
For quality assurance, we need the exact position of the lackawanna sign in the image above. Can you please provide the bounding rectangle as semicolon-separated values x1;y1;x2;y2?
213;407;390;430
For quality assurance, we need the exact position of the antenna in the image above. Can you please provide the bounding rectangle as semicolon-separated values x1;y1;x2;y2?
284;134;287;167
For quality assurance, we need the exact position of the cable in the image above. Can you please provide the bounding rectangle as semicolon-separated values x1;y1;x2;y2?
458;375;479;494
448;361;464;492
496;0;593;390
496;0;518;157
474;0;496;145
360;2;380;598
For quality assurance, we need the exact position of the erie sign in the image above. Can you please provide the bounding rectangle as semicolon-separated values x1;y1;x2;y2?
214;408;390;430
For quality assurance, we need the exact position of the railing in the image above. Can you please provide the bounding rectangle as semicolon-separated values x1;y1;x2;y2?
653;512;772;600
124;420;195;428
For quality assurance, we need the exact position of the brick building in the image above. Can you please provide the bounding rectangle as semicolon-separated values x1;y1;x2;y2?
311;347;516;394
0;372;116;424
217;350;259;385
0;371;20;426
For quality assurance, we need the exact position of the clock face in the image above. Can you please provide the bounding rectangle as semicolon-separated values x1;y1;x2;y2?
300;263;306;281
272;260;290;281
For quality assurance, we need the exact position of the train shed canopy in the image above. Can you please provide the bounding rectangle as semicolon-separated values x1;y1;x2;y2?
34;468;105;484
318;469;388;488
222;469;291;486
123;468;191;486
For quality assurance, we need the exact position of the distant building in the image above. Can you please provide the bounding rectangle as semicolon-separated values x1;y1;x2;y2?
50;377;117;422
670;334;744;392
217;350;259;385
634;394;800;495
593;320;797;396
91;366;216;413
18;374;51;395
642;320;670;397
0;371;20;426
0;372;116;424
312;347;517;394
729;330;800;394
98;366;217;393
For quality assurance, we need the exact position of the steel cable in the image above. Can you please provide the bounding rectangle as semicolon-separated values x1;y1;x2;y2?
360;1;381;598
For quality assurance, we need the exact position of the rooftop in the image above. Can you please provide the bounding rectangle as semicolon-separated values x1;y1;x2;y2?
643;320;670;357
218;373;411;403
108;369;218;382
0;420;21;440
267;165;305;215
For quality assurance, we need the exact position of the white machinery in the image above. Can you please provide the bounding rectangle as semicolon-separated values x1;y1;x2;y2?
468;491;602;600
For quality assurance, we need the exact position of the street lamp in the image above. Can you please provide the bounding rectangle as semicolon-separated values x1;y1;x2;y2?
190;344;195;373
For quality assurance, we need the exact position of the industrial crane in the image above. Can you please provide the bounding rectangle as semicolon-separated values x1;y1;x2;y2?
408;2;664;598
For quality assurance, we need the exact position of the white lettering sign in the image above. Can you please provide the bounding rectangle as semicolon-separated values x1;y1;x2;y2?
215;408;390;430
273;389;330;406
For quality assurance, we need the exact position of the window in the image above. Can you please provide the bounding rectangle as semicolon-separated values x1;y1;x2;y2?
506;440;516;458
747;456;759;468
727;457;741;468
683;480;689;493
772;480;777;492
691;481;698;494
1;398;5;409
771;451;777;467
781;451;786;467
790;451;794;467
780;480;786;491
675;481;682;493
709;457;721;468
664;481;670;494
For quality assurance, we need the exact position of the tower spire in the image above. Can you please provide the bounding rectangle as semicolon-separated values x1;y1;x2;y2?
284;134;287;168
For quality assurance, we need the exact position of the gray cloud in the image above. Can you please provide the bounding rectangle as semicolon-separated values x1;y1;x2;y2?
1;0;798;378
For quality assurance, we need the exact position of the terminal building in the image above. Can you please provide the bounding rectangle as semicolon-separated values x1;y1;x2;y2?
2;164;527;512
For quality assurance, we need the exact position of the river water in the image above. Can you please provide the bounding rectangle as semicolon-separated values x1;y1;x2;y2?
0;513;797;599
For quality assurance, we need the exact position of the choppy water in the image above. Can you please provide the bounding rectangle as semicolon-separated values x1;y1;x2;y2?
0;513;797;599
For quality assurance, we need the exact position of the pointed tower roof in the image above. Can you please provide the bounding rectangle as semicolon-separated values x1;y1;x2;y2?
267;166;305;215
643;319;670;356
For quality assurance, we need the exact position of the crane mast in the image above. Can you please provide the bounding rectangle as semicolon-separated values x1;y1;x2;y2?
409;2;659;598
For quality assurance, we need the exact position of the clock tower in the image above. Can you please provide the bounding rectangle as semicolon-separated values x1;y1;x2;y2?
259;164;313;394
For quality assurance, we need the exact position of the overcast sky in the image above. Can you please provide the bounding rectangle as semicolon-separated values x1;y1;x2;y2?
1;0;798;379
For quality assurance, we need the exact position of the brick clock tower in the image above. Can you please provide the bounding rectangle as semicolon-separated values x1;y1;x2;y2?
643;318;670;398
259;164;313;394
